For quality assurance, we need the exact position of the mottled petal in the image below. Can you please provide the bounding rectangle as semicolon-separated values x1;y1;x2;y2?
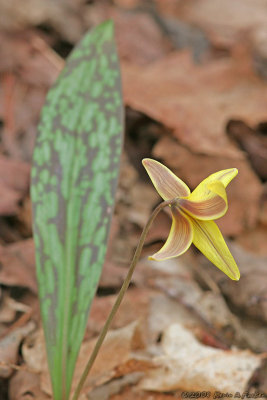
179;181;228;220
142;158;190;200
192;219;240;280
188;168;238;203
149;208;193;261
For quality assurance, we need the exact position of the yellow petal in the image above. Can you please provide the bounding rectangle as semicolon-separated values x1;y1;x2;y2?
192;218;240;280
188;168;238;203
149;208;193;261
179;181;228;220
142;158;190;200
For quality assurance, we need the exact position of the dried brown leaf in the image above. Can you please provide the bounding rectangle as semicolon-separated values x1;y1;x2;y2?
140;323;263;393
122;51;267;158
22;330;47;374
206;243;267;324
88;288;150;338
178;0;267;48
113;9;170;65
227;120;267;180
0;321;35;378
0;156;30;215
9;370;50;400
0;0;84;43
236;224;267;256
0;239;37;293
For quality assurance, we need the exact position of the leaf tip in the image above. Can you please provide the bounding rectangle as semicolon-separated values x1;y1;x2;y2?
98;19;114;39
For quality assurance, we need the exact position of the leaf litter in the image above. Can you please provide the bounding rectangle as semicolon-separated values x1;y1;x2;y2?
1;0;267;398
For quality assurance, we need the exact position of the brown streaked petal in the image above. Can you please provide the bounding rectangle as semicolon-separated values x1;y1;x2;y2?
179;181;228;220
149;207;193;261
142;158;190;200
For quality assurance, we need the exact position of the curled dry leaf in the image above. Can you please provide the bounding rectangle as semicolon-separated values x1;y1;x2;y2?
88;288;150;338
0;0;84;42
87;372;143;400
0;31;62;85
112;8;171;65
148;293;201;344
75;321;145;383
0;321;35;378
0;239;37;293
239;318;267;353
207;243;267;324
0;32;63;161
122;51;267;158
9;370;50;400
0;295;17;324
0;295;30;324
0;156;30;216
227;120;267;180
236;224;267;256
177;0;267;49
22;329;48;374
140;323;263;393
145;257;243;347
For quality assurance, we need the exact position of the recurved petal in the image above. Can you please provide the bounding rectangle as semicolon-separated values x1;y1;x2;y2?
142;158;190;200
188;168;238;203
149;208;193;261
192;218;240;280
179;181;228;220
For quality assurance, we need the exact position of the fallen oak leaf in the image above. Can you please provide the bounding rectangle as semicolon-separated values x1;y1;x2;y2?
0;156;30;216
0;321;35;378
112;8;170;65
122;51;267;158
0;239;37;293
227;120;267;180
176;0;267;50
139;323;264;393
9;370;51;400
206;243;267;324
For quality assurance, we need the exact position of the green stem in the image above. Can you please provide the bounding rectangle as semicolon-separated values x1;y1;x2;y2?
72;199;174;400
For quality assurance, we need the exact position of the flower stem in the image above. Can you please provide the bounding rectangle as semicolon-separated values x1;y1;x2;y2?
72;199;174;400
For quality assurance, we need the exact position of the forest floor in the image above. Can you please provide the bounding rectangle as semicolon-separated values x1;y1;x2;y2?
1;0;267;399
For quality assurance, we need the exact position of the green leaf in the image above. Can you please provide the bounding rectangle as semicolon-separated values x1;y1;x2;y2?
31;20;123;400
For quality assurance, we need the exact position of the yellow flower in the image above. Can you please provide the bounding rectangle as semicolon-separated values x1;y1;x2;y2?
142;158;240;281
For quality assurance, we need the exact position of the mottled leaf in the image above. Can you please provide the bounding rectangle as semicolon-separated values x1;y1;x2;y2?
31;21;123;400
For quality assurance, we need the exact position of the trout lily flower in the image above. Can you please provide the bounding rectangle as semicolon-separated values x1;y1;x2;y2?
142;158;240;281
